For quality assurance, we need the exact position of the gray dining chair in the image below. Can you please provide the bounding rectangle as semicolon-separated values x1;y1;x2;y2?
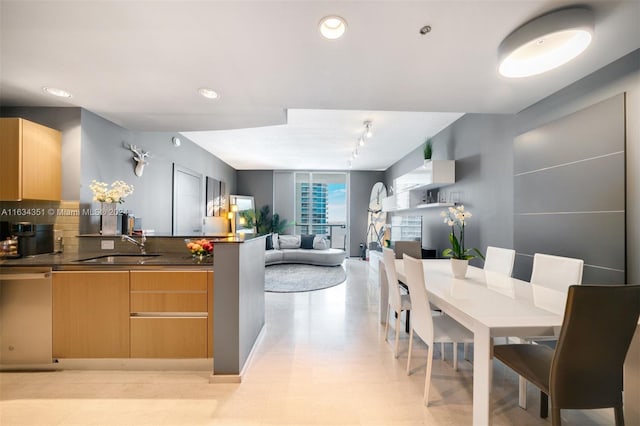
517;252;584;408
494;284;640;425
393;240;421;259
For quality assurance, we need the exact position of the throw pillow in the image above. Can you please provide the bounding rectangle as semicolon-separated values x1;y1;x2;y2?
300;234;315;249
272;233;280;250
265;234;273;250
279;234;301;249
313;235;329;250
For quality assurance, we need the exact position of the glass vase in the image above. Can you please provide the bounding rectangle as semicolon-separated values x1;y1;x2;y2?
100;202;118;235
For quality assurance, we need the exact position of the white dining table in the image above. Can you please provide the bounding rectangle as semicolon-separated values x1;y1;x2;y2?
391;259;565;426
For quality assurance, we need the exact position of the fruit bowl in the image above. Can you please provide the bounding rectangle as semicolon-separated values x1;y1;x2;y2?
185;238;214;257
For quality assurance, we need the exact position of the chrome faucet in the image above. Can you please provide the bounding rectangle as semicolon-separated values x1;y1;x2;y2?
121;233;146;254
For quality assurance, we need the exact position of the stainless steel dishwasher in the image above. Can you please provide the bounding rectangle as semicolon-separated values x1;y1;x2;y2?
0;267;54;369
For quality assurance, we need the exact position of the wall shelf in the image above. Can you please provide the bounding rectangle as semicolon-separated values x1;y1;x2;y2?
382;160;456;212
413;202;455;209
394;160;455;192
387;202;455;213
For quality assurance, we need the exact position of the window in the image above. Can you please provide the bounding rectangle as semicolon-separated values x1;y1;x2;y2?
294;172;347;249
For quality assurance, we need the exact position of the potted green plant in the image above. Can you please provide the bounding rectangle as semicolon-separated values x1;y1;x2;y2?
242;205;290;235
441;205;484;278
423;137;433;160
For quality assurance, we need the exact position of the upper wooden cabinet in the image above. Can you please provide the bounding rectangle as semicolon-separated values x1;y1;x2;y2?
0;117;62;201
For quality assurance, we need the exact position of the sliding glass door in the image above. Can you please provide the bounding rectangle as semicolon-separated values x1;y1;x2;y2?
294;172;348;250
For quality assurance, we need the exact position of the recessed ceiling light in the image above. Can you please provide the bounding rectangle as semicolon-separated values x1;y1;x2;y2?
198;88;220;99
319;15;347;40
498;7;594;78
42;87;72;98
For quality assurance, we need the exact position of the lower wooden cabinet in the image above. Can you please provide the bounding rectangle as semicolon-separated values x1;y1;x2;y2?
52;271;130;358
52;269;214;360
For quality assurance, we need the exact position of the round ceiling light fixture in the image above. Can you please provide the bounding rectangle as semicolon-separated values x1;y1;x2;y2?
319;15;347;40
498;7;594;78
198;87;220;99
43;86;72;98
171;136;181;147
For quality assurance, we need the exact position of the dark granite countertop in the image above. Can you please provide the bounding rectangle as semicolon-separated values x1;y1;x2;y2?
0;251;213;270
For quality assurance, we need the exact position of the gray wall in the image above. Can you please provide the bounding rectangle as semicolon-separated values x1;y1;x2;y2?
384;49;639;282
385;114;516;267
516;50;639;286
349;171;386;256
79;110;236;234
513;94;625;283
0;107;82;200
236;170;274;213
213;237;265;376
273;171;296;234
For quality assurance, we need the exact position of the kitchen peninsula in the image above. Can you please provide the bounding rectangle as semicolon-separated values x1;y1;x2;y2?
0;233;266;383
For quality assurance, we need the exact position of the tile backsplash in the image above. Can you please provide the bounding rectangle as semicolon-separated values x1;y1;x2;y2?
0;200;81;253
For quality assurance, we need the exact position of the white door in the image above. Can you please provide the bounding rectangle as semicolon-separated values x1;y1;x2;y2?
173;165;202;235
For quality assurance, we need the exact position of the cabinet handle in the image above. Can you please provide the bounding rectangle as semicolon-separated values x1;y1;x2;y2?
0;273;51;280
130;312;207;317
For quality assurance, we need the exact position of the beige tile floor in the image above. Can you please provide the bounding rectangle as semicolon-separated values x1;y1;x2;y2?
1;259;616;425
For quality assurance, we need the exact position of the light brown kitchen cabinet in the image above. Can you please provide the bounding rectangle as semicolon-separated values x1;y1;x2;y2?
207;270;214;357
52;271;130;358
0;118;62;201
130;270;210;358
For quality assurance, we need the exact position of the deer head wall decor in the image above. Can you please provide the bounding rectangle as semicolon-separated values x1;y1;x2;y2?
127;144;152;177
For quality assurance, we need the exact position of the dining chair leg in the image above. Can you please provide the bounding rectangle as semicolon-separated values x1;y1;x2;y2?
613;405;624;426
394;312;401;358
518;376;527;409
540;391;548;418
424;345;434;406
453;342;458;370
384;304;390;343
406;329;414;375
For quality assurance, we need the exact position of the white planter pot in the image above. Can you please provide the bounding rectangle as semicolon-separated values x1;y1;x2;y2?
450;258;469;279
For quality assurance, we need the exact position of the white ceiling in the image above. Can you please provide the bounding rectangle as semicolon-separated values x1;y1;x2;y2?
1;1;638;170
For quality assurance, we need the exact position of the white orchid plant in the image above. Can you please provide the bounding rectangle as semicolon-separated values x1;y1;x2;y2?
440;205;484;260
90;180;134;203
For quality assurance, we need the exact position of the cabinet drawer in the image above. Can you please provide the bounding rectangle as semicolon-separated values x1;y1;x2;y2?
130;317;207;358
130;292;207;313
130;271;207;291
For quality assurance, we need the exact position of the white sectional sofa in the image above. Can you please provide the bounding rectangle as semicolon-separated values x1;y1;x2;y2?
265;234;346;266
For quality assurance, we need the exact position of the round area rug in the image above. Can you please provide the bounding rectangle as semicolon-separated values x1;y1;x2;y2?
265;264;347;293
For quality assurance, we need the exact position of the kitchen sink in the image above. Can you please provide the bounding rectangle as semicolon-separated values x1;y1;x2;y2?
74;254;162;264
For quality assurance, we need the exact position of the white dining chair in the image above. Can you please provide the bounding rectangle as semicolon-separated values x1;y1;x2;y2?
518;252;584;409
483;246;516;276
403;254;474;406
382;247;411;358
531;252;584;291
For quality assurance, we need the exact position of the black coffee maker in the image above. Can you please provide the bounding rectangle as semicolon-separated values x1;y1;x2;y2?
11;222;54;257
